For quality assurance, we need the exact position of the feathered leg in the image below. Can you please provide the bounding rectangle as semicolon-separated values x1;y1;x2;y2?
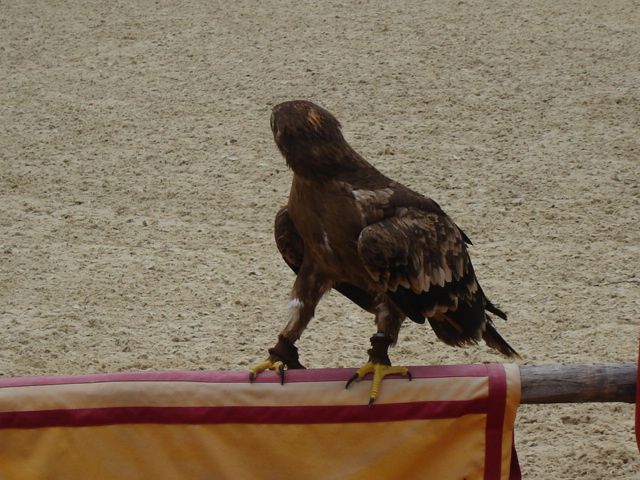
345;301;411;404
249;264;330;384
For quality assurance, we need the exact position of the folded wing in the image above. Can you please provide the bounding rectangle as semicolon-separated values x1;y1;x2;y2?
357;209;517;356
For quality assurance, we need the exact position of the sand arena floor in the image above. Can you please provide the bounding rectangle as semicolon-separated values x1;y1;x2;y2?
1;1;639;477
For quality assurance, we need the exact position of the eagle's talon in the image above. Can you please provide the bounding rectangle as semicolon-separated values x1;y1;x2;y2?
346;362;411;404
345;372;360;389
277;363;286;385
345;363;373;390
248;359;286;383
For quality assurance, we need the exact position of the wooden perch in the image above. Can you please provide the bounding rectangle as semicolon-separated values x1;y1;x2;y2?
520;363;637;404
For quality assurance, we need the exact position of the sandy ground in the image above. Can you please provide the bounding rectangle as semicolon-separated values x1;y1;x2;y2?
1;0;639;477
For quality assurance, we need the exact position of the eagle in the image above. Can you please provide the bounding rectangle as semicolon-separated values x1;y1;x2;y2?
250;100;518;404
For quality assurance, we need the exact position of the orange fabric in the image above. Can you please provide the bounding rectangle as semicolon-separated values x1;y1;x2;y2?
0;365;520;480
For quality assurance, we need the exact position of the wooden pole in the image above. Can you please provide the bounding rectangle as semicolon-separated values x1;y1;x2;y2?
519;363;637;404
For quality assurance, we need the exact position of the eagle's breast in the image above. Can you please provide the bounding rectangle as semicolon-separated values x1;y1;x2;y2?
287;176;372;285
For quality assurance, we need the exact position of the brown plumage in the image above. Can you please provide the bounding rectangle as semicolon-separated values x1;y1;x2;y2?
251;99;517;395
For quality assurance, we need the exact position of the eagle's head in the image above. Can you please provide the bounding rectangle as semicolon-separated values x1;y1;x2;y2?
271;100;353;179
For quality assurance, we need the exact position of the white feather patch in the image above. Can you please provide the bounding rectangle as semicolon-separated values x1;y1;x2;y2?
322;231;333;253
288;298;304;310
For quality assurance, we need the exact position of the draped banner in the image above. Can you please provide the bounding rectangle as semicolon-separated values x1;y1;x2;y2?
0;364;520;479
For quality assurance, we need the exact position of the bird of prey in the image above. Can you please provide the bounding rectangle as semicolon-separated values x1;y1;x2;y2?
249;100;518;404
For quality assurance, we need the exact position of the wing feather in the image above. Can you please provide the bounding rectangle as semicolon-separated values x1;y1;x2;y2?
274;206;304;271
357;209;474;300
357;208;517;356
357;209;488;337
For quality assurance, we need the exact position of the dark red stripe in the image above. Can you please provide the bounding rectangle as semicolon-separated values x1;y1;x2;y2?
484;364;508;480
636;342;639;453
0;398;490;429
0;364;492;389
509;437;522;480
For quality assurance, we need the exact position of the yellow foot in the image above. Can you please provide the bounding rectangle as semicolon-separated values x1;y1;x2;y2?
345;362;411;405
248;359;286;384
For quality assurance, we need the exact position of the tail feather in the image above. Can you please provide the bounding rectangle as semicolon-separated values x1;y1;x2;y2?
427;317;481;348
483;321;519;358
484;298;508;320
